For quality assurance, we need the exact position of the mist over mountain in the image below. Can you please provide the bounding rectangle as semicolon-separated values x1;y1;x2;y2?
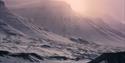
5;0;125;47
0;0;125;63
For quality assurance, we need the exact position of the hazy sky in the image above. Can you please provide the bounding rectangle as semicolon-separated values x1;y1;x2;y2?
5;0;125;22
63;0;124;22
98;0;124;22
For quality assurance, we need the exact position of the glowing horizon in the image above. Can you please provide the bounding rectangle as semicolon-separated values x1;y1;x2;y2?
63;0;87;13
61;0;124;21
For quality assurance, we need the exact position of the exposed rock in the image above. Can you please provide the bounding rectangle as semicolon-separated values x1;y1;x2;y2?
0;50;44;62
46;56;69;60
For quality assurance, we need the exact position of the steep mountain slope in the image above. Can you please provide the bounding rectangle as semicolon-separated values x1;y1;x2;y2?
0;0;92;59
0;0;125;63
6;0;125;47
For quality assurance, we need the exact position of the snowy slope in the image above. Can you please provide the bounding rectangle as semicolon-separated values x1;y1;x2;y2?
0;0;125;63
5;0;125;47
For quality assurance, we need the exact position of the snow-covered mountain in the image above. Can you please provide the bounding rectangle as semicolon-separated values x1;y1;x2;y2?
5;0;125;47
0;0;125;63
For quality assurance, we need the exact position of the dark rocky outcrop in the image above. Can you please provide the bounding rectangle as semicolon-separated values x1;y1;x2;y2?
46;56;69;60
0;50;10;56
0;50;44;62
0;50;83;61
88;52;125;63
10;53;44;62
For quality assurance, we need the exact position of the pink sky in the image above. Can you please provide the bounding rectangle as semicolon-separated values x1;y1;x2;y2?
102;0;124;22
